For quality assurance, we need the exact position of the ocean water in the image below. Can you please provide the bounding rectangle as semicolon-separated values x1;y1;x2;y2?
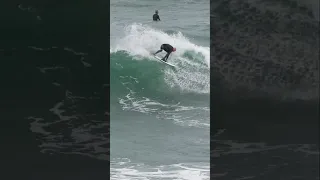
211;0;319;179
110;0;210;179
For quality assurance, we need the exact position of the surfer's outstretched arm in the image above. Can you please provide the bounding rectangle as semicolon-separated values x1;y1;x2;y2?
154;49;162;55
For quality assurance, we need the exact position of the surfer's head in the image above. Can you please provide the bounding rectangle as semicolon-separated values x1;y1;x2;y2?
155;10;158;14
173;48;176;52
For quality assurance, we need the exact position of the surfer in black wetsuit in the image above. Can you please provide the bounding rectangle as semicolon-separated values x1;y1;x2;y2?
153;10;160;21
153;44;176;62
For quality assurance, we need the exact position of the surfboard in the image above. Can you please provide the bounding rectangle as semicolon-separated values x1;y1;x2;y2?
153;55;176;67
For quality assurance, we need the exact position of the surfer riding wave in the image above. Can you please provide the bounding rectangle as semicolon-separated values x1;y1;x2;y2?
153;44;176;62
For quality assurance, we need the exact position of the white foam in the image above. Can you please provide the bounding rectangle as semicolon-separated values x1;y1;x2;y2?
111;23;210;94
111;158;210;180
111;23;210;66
118;88;209;129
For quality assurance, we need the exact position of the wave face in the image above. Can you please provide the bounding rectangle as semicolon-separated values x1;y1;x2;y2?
111;24;210;105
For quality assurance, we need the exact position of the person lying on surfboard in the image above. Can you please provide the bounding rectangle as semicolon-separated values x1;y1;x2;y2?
153;44;176;62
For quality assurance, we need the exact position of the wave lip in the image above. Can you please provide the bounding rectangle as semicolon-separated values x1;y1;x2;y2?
111;23;210;67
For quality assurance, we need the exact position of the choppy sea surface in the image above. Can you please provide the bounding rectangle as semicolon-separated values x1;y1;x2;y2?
111;0;210;179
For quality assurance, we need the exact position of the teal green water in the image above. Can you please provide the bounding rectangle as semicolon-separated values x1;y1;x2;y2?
110;0;210;179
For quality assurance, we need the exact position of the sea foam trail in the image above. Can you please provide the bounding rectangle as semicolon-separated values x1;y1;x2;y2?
110;23;210;94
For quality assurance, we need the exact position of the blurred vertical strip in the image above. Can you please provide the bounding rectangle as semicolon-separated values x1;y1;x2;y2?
0;0;110;179
210;0;319;179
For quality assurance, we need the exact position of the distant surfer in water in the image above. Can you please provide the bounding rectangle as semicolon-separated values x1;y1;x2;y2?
153;10;160;21
154;44;176;62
